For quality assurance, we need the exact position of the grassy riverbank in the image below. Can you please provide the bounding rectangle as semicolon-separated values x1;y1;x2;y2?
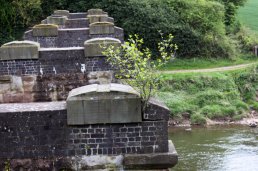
157;65;258;124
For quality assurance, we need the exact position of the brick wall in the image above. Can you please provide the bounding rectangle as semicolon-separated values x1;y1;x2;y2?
0;48;112;76
24;27;124;48
0;100;169;158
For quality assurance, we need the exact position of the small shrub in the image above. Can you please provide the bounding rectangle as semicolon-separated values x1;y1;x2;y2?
250;102;258;110
232;114;246;121
200;104;237;119
195;90;225;107
234;100;249;110
191;114;206;125
221;106;237;117
235;27;258;53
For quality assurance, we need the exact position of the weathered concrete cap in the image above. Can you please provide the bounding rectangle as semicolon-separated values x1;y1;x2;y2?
32;24;58;37
107;17;114;23
53;10;70;17
89;22;114;35
68;83;139;98
87;9;107;15
87;14;109;24
67;83;142;125
0;41;40;61
84;37;121;57
41;19;47;24
47;16;68;25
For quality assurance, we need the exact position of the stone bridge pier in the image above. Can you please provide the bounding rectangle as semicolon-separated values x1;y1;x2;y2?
0;9;178;170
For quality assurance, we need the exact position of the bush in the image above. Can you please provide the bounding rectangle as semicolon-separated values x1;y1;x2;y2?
0;0;42;45
158;71;253;120
191;114;206;125
235;27;258;53
232;114;246;121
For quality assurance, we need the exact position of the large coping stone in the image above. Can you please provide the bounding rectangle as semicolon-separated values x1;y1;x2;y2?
53;10;70;17
124;140;178;169
88;14;109;24
84;37;121;57
89;22;114;35
87;9;107;15
32;24;58;37
66;83;142;125
0;41;40;61
47;16;68;25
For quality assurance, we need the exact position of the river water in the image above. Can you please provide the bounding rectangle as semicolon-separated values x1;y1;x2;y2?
169;126;258;171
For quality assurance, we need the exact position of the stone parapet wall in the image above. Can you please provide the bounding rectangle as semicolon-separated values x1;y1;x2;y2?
0;101;169;158
65;18;89;28
68;13;87;19
24;27;124;48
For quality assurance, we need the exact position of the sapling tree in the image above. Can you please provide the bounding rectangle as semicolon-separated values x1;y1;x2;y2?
102;33;177;112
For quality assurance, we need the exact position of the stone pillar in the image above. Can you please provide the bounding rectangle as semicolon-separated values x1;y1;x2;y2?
88;14;109;24
47;16;68;25
87;9;107;15
89;22;115;35
53;10;70;17
84;37;121;57
32;24;58;37
0;41;40;60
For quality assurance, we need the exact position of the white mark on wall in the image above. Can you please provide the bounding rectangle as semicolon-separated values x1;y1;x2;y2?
53;67;57;74
81;64;86;73
40;67;44;75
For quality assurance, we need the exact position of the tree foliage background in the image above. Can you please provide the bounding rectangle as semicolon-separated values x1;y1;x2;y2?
0;0;249;58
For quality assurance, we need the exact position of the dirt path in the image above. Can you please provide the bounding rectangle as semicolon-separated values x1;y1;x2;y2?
161;62;257;74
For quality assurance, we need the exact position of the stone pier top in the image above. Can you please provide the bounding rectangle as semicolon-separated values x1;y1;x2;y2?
0;101;66;113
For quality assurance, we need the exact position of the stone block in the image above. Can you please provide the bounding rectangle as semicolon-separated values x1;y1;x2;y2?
22;93;34;102
0;41;40;61
88;71;113;84
67;83;142;125
84;37;121;57
41;19;47;24
88;14;109;24
0;75;12;83
11;76;24;93
0;83;10;94
53;10;70;17
124;140;178;169
23;81;35;92
22;75;36;82
32;24;58;37
107;17;114;23
87;9;107;16
89;22;114;35
3;93;24;103
0;94;3;103
47;16;68;25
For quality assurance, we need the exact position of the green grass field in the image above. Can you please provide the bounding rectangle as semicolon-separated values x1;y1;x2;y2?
238;0;258;32
159;55;258;71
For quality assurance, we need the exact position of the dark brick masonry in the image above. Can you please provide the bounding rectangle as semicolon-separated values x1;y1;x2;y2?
24;27;124;48
0;101;169;159
0;48;112;76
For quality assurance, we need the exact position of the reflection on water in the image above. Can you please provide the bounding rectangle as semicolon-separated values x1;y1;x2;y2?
169;126;258;171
